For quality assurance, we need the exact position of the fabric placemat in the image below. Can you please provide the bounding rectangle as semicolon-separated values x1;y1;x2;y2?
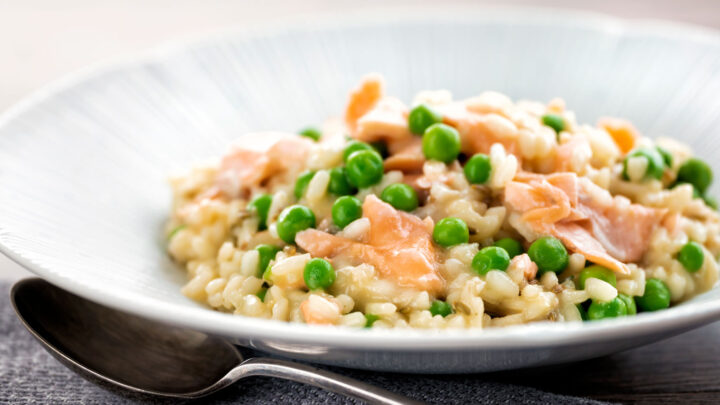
0;282;609;405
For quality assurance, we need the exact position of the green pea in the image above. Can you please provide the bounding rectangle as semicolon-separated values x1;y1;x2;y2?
343;140;374;162
677;241;704;273
432;217;469;247
576;303;589;321
587;297;628;320
256;287;268;302
541;113;565;134
167;224;187;240
472;246;511;275
635;278;671;312
345;150;384;188
704;195;718;210
276;205;316;244
528;236;569;274
380;183;418;212
617;293;637;316
577;265;617;290
298;127;321;142
255;244;281;277
656;146;673;168
303;258;336;290
422;123;461;164
429;300;453;317
493;238;523;259
622;148;665;181
248;193;272;230
364;314;380;328
262;265;273;282
294;170;316;199
408;104;443;135
463;153;492;184
327;167;357;196
677;158;713;194
331;196;363;229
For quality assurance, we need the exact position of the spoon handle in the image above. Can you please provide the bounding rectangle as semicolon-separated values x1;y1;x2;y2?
235;357;423;404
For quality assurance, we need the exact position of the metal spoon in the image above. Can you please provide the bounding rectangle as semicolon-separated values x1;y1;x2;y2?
11;278;420;404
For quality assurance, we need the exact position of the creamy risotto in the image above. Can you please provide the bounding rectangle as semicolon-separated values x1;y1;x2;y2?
166;74;719;329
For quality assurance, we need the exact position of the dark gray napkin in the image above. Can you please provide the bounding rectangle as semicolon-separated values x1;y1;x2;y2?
0;282;608;405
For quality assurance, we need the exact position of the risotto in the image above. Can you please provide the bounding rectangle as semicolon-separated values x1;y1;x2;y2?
166;74;720;329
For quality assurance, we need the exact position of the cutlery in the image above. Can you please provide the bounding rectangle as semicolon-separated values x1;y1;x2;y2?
11;278;420;404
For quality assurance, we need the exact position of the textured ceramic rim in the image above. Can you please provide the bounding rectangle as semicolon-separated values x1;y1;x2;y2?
2;6;720;350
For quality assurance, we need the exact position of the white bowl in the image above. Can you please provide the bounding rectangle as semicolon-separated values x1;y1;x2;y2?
2;7;720;373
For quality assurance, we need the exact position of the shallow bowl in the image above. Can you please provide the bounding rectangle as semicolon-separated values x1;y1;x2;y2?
2;7;720;373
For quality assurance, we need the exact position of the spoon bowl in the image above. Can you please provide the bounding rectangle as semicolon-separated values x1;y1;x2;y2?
11;278;419;404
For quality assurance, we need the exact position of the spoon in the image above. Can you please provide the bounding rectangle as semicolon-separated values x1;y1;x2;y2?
11;278;421;404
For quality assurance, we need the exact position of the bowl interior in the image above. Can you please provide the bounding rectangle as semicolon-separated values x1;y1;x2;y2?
1;8;720;347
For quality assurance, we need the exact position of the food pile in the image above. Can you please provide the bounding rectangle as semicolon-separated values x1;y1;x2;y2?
167;74;719;329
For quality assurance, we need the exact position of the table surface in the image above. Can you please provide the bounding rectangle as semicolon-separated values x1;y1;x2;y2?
494;322;720;403
1;1;719;403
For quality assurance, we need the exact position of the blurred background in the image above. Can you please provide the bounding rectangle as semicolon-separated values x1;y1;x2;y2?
1;0;719;280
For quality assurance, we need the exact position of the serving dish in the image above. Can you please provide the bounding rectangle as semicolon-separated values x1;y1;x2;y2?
2;7;720;373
